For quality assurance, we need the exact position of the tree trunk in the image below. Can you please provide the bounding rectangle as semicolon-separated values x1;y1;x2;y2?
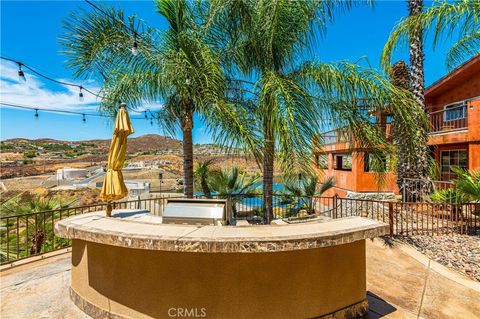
409;0;425;108
263;126;274;224
182;102;194;198
201;179;212;199
393;0;430;200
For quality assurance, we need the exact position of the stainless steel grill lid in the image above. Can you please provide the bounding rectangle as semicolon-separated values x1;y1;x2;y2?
162;198;228;225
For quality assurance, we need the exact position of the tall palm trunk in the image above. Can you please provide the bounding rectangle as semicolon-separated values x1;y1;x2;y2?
409;0;425;108
182;101;194;198
394;0;430;200
263;124;274;223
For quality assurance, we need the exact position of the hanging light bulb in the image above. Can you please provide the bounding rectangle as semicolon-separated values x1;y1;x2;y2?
150;117;154;126
34;109;39;119
131;33;138;56
82;114;86;123
79;87;84;102
18;63;26;82
144;111;148;119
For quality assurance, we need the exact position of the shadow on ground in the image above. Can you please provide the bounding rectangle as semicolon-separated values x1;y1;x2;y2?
365;291;397;318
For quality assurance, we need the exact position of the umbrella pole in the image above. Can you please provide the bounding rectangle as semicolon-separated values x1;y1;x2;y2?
106;202;112;217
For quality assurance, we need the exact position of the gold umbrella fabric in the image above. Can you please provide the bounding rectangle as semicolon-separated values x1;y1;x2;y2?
99;106;134;202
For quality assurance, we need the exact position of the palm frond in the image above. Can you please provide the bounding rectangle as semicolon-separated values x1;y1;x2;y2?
381;0;480;70
446;35;480;70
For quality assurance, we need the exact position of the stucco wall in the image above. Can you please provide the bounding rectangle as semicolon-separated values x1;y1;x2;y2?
71;239;367;319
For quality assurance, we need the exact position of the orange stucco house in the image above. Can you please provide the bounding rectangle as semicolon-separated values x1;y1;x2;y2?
316;55;480;198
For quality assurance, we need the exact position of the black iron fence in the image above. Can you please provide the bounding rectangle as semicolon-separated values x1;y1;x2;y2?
1;194;479;265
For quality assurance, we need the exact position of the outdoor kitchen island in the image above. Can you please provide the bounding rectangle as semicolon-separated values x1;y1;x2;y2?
55;209;388;319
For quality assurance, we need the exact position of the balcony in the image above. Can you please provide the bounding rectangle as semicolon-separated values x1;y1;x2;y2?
427;100;468;134
322;123;393;146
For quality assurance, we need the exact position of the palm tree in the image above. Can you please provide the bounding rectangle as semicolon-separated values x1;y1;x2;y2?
194;159;215;198
408;0;426;107
60;0;254;198
208;0;428;222
382;1;480;197
382;0;480;71
381;1;431;198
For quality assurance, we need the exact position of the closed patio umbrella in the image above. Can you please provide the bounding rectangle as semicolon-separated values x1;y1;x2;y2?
99;103;134;216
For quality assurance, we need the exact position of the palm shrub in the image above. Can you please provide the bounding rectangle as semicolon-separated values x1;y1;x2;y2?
207;0;428;222
1;194;73;259
208;167;260;218
209;167;260;197
194;159;215;198
284;175;335;214
451;168;480;202
429;168;480;203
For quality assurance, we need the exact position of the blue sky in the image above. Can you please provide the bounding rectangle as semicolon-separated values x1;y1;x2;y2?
0;1;456;143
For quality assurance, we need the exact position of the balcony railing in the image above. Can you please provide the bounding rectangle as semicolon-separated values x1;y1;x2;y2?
322;129;352;145
322;124;393;145
427;101;468;134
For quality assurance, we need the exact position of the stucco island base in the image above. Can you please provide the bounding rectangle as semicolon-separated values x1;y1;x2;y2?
55;212;388;319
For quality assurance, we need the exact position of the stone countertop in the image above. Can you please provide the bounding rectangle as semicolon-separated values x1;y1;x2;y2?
54;210;388;253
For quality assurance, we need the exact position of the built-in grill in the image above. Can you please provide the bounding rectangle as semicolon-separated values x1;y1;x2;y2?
162;198;229;226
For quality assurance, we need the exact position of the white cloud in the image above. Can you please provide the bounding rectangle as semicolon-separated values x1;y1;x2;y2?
0;61;163;113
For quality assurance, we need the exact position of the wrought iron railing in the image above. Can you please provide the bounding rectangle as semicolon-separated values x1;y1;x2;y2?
1;194;479;265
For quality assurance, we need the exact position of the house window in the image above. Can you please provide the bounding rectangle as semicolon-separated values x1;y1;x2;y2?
364;153;388;172
315;154;329;169
444;101;467;122
440;149;467;181
334;154;352;171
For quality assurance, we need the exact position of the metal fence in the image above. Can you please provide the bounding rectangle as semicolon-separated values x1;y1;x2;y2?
1;194;479;265
330;197;479;237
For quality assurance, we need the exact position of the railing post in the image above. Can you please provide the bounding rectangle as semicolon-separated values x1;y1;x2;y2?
388;202;394;237
333;194;338;219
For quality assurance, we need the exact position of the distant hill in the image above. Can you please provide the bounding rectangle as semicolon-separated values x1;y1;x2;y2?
2;134;183;153
84;134;183;153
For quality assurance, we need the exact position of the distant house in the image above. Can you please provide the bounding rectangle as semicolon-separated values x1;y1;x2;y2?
315;55;480;197
56;168;88;180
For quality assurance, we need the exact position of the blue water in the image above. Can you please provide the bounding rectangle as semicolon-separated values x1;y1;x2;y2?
195;183;308;210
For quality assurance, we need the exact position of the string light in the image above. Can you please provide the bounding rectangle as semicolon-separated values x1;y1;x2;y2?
131;33;138;56
1;102;155;122
18;63;26;82
144;111;148;119
79;87;84;101
1;56;103;99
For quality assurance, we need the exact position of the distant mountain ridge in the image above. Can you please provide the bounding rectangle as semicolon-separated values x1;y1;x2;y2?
3;134;183;153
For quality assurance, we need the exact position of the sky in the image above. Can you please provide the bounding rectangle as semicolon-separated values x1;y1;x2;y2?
0;0;458;143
